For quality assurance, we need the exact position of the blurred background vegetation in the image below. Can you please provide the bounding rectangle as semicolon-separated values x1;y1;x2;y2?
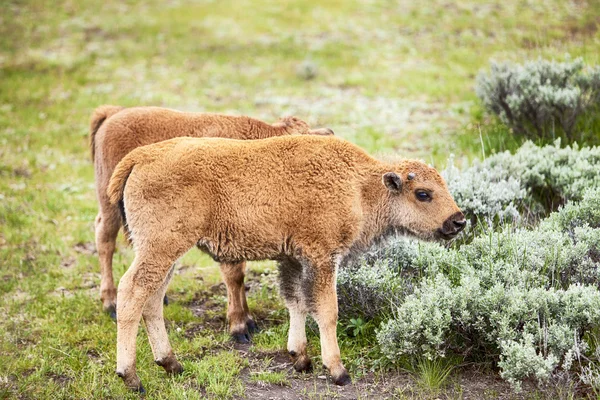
2;0;599;163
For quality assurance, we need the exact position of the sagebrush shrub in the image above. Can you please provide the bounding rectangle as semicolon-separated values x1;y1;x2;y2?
338;166;600;391
372;188;600;390
443;140;600;225
476;58;600;142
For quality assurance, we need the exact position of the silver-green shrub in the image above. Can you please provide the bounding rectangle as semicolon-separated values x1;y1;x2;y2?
476;58;600;141
337;261;404;319
443;140;600;225
374;188;600;390
338;138;600;390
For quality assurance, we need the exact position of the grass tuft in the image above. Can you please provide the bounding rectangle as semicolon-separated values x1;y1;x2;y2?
414;357;457;393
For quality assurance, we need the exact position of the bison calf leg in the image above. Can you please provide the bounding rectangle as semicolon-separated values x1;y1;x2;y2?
310;262;351;386
279;257;312;372
220;262;256;343
143;266;183;375
286;302;312;372
94;209;121;318
116;255;178;392
115;268;148;392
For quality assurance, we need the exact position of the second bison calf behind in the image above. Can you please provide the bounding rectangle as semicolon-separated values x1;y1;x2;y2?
108;135;465;392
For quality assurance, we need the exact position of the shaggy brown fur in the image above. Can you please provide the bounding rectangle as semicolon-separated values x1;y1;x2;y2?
107;135;465;391
90;105;333;340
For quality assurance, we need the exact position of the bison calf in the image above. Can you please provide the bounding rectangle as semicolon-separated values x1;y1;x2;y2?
90;105;332;342
107;135;465;391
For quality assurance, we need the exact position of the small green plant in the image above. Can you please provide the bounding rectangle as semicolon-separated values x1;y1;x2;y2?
345;318;368;338
250;322;289;352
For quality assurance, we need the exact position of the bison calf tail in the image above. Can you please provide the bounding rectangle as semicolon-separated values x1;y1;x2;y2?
107;153;138;206
89;105;124;162
107;153;140;241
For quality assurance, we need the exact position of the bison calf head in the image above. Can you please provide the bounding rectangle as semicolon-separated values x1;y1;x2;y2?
382;161;465;241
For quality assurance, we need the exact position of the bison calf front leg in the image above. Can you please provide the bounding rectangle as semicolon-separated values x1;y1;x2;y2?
310;262;351;386
220;262;258;343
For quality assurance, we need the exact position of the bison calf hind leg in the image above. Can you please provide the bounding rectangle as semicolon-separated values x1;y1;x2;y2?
116;248;186;392
94;207;121;317
220;262;257;343
143;265;183;375
279;258;312;373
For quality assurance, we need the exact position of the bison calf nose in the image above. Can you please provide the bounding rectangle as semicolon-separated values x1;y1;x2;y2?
453;218;466;230
440;212;466;238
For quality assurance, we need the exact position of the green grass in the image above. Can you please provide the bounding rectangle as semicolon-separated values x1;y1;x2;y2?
186;352;247;398
248;371;290;387
1;0;599;398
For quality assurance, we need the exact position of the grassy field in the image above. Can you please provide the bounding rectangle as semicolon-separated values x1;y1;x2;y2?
1;0;599;398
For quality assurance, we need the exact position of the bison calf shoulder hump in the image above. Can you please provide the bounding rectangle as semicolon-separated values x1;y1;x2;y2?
108;135;464;391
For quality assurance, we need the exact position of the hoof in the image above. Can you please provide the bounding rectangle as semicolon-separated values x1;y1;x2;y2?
332;371;352;386
117;370;145;393
246;319;260;334
292;355;312;373
231;332;251;344
105;304;117;320
163;295;169;306
156;356;184;375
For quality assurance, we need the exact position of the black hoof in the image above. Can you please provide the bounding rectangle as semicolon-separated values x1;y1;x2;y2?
293;356;312;373
333;371;352;386
163;295;169;306
117;371;145;394
231;332;251;344
246;319;260;334
136;383;146;395
106;305;117;320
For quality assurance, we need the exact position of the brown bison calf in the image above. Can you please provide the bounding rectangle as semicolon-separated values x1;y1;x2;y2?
107;135;465;392
90;105;332;342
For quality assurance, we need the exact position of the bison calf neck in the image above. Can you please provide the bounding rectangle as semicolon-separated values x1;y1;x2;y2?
108;135;465;391
90;105;332;340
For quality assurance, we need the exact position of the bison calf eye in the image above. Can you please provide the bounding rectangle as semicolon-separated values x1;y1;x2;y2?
415;190;431;202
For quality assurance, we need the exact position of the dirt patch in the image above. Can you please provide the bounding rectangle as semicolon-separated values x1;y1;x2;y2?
73;242;96;255
12;166;31;178
239;355;577;399
45;372;71;387
7;289;32;303
566;16;599;39
86;348;105;366
184;291;228;337
60;257;76;269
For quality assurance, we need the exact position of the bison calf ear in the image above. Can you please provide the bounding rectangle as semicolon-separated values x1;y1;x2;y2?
383;172;402;192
